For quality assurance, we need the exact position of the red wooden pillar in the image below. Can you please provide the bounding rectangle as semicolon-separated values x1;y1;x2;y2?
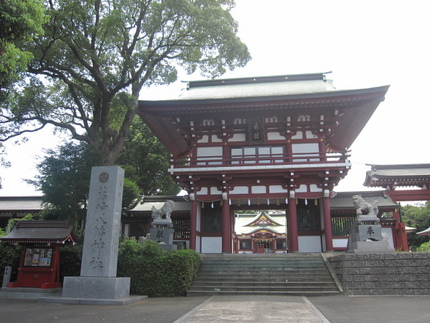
322;197;334;251
288;198;298;252
393;209;408;251
190;199;197;250
222;199;232;253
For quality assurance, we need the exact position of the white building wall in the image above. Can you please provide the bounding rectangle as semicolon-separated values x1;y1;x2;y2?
382;227;395;249
201;237;222;253
298;236;322;252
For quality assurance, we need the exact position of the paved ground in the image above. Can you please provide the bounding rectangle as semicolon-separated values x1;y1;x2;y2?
2;294;430;323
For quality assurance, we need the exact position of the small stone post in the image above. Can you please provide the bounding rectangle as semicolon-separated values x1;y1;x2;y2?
2;266;11;287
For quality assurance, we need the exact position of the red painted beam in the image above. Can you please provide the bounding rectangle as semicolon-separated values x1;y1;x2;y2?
384;189;430;202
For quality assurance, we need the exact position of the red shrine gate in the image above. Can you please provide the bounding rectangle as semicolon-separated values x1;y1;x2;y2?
138;73;389;253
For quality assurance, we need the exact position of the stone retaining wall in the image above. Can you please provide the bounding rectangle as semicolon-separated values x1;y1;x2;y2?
327;253;430;295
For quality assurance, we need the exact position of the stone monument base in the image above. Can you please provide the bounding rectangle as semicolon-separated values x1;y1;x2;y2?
158;243;177;251
62;276;130;299
347;222;395;253
348;240;395;253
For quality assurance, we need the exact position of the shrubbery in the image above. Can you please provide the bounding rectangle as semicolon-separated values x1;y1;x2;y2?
30;238;201;296
0;243;21;283
59;244;83;282
117;239;201;296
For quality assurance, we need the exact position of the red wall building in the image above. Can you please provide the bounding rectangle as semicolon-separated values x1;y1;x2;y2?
138;72;391;253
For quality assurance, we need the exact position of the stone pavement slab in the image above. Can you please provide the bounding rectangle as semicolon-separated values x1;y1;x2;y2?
176;295;326;322
308;295;430;323
2;294;430;323
0;296;209;323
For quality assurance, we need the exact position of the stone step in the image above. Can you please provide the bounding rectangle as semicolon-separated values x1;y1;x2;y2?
188;285;339;292
198;268;329;273
189;282;337;289
194;274;333;281
193;277;334;285
199;264;326;269
187;253;340;297
187;289;340;297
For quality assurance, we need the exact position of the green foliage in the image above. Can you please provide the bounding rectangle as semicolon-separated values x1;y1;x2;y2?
0;238;200;296
401;201;430;250
1;0;250;165
416;241;430;252
59;244;83;282
117;238;201;296
5;214;34;235
0;243;21;282
0;0;47;93
26;142;99;222
117;117;180;195
119;238;165;258
27;141;141;223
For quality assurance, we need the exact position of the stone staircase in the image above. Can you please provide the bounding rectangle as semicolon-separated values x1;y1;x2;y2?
187;253;340;296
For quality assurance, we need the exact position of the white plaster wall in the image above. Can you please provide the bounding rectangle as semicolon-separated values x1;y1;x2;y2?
292;143;319;154
197;187;208;195
201;237;222;253
298;236;322;252
229;133;246;142
230;186;249;194
305;130;318;139
382;227;395;249
333;238;348;248
310;184;322;192
197;146;222;156
251;186;266;194
267;132;285;140
296;184;307;192
269;185;288;193
291;131;303;139
210;187;222;195
212;135;222;143
197;135;209;143
197;147;222;165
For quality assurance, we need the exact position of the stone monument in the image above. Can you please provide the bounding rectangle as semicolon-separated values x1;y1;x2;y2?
347;195;394;253
149;200;177;251
61;166;144;304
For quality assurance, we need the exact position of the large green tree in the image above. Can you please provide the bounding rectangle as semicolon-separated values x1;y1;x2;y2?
401;201;430;250
117;117;180;195
26;142;100;222
26;140;142;223
1;0;250;165
0;0;47;95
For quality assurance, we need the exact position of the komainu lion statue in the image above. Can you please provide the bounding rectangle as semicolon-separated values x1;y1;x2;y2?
151;200;175;221
352;195;378;219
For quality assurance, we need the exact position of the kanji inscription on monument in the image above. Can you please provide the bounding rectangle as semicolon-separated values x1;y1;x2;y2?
62;166;132;301
81;166;124;277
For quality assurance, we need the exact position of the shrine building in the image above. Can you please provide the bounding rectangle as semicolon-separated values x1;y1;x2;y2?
137;72;390;253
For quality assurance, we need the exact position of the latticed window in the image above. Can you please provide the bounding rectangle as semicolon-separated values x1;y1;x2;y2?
331;215;356;237
231;146;284;164
297;201;320;231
